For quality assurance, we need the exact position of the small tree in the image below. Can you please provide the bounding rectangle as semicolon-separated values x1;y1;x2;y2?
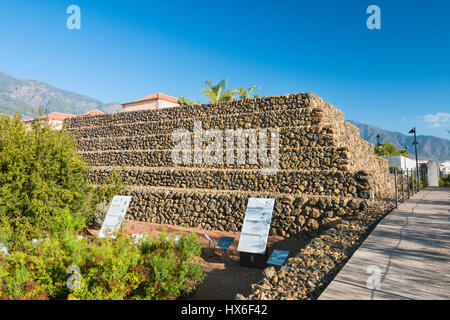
398;149;409;157
375;142;398;156
375;142;409;157
234;85;260;99
202;79;234;103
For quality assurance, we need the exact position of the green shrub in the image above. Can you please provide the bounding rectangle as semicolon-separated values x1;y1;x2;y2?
0;112;92;246
0;232;204;300
407;174;423;190
0;112;205;300
439;174;450;187
0;112;125;248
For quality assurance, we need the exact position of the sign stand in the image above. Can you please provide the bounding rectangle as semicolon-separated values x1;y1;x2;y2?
240;249;270;269
237;198;275;269
204;235;234;256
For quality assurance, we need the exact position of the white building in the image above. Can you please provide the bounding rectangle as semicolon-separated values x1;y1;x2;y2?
427;161;441;186
383;155;417;171
440;161;450;175
24;110;105;131
121;92;179;112
24;112;75;130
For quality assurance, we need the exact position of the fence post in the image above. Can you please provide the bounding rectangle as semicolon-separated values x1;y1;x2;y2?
406;169;411;199
412;169;415;195
416;169;419;193
417;169;422;192
395;169;398;208
401;169;405;203
406;169;409;197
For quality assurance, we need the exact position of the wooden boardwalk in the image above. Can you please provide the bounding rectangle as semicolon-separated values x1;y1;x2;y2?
319;187;450;300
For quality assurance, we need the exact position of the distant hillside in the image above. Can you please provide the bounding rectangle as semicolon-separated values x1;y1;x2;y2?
1;70;448;161
348;120;450;162
0;71;121;118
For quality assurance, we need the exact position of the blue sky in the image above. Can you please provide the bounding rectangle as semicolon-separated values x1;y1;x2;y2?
0;0;449;138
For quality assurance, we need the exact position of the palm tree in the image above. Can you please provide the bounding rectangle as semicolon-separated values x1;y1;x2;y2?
235;85;260;99
202;79;235;103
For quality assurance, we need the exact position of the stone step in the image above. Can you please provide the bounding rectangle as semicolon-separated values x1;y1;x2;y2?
65;107;323;133
66;112;331;139
65;93;315;129
119;185;367;238
81;147;349;170
71;125;334;148
88;167;359;196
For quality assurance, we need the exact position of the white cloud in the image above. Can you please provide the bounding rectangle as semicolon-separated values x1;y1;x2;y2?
423;112;450;128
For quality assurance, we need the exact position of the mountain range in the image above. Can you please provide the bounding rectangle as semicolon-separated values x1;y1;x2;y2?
348;120;450;162
0;71;448;161
0;72;121;118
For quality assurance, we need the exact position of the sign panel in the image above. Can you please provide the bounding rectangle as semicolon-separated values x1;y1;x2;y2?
216;237;234;250
99;196;132;239
237;198;275;254
267;250;289;266
0;243;8;255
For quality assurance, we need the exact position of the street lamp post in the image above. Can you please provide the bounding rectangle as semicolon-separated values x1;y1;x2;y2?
409;127;420;189
375;134;381;154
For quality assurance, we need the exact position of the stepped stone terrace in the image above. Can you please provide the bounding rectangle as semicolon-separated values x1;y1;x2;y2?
64;93;396;239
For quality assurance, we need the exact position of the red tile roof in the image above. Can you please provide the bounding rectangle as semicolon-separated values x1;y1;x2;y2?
82;109;105;117
44;112;75;121
122;92;179;105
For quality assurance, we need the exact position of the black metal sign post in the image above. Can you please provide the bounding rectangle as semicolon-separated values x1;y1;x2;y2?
409;127;420;189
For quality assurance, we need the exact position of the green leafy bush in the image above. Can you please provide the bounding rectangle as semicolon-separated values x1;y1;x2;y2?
439;174;450;187
0;111;204;300
0;112;125;247
0;112;91;246
375;142;409;157
0;232;204;300
408;174;423;190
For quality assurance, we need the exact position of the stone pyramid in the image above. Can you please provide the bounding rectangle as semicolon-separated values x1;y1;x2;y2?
65;93;395;238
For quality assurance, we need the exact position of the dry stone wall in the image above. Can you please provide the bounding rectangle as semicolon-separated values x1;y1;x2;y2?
65;93;396;238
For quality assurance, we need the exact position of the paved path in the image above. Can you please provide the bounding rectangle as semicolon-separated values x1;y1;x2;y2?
319;187;450;300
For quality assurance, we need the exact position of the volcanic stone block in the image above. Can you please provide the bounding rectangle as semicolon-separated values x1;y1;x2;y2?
65;93;315;129
80;147;349;170
121;187;364;238
64;92;397;235
88;167;358;196
67;107;322;133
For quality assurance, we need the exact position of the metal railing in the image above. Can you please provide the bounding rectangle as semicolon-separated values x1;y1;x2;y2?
391;168;427;208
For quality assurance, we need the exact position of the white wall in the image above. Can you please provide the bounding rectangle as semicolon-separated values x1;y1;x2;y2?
383;155;416;171
122;99;178;112
427;162;440;186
